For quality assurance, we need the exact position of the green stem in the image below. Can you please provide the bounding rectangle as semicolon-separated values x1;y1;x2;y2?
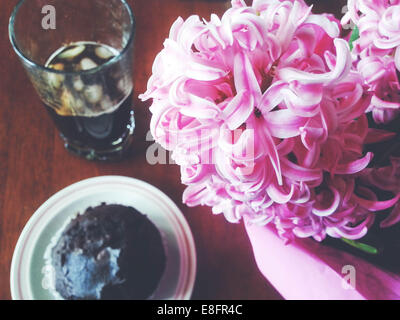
349;26;360;51
341;238;379;255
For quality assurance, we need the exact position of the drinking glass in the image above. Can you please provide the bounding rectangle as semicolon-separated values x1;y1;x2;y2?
9;0;136;161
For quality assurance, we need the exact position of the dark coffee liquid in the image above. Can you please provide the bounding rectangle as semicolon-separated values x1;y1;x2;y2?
45;42;134;157
45;93;133;150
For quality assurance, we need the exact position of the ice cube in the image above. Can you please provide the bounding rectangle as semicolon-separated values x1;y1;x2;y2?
58;45;85;60
117;77;131;94
84;85;103;104
74;99;85;113
80;58;98;71
47;73;65;89
95;46;115;60
100;95;113;111
73;78;84;91
59;90;76;116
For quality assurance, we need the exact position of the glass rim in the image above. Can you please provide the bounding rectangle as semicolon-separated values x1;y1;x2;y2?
9;0;136;76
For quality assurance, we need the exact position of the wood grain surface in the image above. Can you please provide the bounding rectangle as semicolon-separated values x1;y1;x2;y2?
0;0;346;300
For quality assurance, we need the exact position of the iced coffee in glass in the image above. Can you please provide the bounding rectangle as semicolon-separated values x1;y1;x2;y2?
9;0;135;160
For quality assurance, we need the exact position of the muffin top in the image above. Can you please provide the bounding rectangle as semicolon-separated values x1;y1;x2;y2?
51;203;166;300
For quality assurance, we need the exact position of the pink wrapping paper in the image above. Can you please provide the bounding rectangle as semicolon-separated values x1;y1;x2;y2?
245;221;400;300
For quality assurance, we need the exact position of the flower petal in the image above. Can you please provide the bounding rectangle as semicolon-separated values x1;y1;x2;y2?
335;152;373;175
354;193;400;212
265;109;307;138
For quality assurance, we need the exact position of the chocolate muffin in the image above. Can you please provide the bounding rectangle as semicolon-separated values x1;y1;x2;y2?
49;204;166;300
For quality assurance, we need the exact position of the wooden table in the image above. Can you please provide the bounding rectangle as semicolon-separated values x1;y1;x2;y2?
0;0;346;300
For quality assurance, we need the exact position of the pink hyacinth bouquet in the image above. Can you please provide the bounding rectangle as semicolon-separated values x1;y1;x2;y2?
342;0;400;124
141;0;400;299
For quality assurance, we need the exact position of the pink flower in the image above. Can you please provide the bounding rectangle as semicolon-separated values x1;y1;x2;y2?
342;0;400;123
357;55;400;123
358;157;400;228
140;0;399;241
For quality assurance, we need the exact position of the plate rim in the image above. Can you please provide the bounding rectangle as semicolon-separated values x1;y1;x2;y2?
10;175;197;300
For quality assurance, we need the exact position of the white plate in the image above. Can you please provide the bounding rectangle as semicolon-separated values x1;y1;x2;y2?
10;176;197;300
